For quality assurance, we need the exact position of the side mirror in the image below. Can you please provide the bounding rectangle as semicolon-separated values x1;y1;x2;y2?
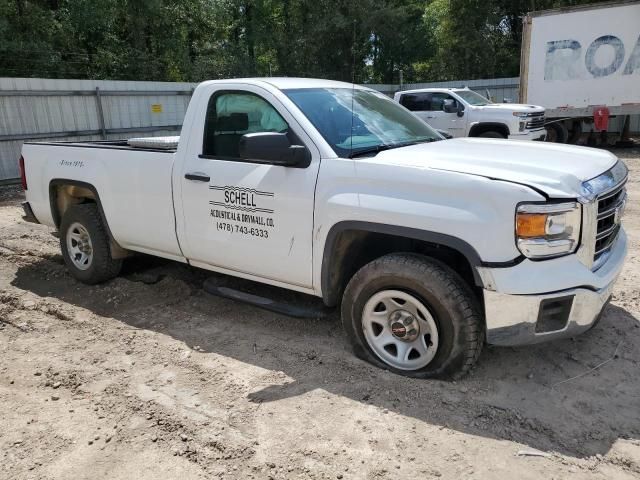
442;99;457;114
239;132;310;167
457;103;465;117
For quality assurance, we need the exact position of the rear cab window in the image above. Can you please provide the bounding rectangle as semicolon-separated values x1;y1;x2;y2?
399;92;431;112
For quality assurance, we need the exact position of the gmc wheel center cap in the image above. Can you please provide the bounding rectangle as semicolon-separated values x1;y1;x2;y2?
390;310;419;342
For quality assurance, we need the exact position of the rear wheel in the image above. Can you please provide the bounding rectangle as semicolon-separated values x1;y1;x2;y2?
477;131;506;139
60;204;122;284
341;253;483;379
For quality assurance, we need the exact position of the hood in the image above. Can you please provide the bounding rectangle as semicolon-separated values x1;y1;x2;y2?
371;138;618;198
480;103;545;113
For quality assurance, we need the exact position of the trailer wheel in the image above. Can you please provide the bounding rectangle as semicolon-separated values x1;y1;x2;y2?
568;120;582;144
60;204;122;284
545;122;568;143
341;253;483;380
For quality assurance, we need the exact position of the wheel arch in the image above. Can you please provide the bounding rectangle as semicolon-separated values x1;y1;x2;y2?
468;122;510;137
320;221;485;307
49;179;128;258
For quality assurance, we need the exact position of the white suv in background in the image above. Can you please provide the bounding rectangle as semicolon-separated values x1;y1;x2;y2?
394;87;546;141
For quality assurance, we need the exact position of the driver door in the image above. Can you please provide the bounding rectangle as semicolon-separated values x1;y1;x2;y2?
425;93;467;137
175;85;320;288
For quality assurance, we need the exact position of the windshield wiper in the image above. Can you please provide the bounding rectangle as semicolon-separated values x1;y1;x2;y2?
396;138;439;147
348;144;395;158
348;138;438;159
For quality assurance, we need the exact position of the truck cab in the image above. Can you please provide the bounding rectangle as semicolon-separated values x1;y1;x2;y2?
393;87;546;141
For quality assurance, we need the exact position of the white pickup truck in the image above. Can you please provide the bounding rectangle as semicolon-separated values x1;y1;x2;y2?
394;87;547;141
19;78;627;379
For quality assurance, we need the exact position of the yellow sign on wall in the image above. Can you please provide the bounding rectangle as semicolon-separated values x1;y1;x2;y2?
151;104;163;113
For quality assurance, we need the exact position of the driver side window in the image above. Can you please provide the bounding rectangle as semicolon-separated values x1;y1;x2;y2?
202;91;289;158
429;93;457;112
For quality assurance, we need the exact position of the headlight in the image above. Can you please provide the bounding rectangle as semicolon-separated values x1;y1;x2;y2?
515;202;581;258
579;160;628;202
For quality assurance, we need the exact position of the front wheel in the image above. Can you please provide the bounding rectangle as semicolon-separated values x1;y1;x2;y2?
341;253;483;379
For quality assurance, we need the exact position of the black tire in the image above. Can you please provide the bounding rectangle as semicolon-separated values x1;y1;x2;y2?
477;131;506;139
545;122;568;143
567;120;582;144
60;203;122;284
341;253;483;380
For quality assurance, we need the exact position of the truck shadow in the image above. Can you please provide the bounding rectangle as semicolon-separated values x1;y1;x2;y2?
11;254;640;459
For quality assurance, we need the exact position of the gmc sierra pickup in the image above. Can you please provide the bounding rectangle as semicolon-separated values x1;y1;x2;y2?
19;78;627;379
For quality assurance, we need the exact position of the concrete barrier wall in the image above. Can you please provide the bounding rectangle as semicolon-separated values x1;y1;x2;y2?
367;76;521;104
0;77;196;180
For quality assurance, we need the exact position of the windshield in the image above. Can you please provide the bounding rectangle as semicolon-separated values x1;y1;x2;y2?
455;90;492;106
284;88;441;158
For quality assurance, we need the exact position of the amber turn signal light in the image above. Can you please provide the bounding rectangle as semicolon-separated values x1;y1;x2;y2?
516;213;547;238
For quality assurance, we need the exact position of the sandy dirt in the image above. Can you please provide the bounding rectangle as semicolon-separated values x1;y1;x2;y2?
1;149;640;480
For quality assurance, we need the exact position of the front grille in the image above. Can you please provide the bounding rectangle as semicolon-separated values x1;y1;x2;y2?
526;113;545;130
594;182;626;262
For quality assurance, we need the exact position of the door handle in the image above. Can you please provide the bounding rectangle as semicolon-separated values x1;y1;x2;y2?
184;172;210;182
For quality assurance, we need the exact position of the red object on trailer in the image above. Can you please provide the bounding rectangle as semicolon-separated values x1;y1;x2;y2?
593;106;610;131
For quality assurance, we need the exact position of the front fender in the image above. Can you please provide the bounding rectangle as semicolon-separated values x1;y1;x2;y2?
312;159;543;299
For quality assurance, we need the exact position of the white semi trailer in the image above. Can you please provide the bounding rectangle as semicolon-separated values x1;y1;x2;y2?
519;1;640;144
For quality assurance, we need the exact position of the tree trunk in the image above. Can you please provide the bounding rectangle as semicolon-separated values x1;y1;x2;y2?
245;3;256;74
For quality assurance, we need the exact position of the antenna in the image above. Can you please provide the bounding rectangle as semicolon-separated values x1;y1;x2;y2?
350;19;356;158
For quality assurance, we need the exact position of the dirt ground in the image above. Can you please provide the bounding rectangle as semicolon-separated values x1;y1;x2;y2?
1;149;640;480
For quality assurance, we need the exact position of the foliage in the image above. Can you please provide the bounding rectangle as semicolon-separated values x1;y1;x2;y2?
0;0;605;83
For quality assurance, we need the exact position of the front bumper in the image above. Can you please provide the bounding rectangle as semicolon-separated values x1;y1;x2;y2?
508;129;546;141
483;229;627;346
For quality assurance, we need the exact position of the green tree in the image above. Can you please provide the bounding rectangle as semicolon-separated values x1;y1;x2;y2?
0;0;610;83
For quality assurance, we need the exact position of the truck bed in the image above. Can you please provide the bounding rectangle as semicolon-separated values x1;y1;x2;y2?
21;138;182;262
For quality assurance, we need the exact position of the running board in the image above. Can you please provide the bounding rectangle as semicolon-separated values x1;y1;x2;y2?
203;278;330;319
